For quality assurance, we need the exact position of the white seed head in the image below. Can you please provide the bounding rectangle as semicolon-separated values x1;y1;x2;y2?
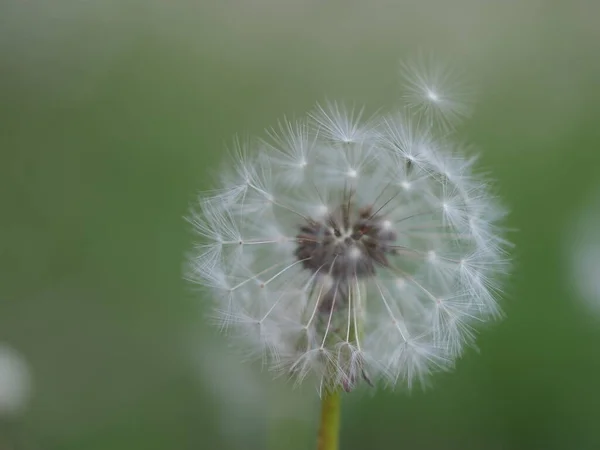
187;67;508;393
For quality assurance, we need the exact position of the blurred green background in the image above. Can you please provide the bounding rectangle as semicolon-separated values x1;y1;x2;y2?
2;1;600;449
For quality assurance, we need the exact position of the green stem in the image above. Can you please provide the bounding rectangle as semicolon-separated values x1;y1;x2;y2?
317;389;341;450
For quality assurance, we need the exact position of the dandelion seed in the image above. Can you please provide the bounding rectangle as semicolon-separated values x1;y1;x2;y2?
400;53;475;130
187;66;508;394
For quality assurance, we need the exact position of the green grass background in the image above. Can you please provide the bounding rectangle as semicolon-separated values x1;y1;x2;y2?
2;1;600;449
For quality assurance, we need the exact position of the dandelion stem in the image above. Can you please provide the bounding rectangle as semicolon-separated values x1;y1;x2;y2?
317;389;341;450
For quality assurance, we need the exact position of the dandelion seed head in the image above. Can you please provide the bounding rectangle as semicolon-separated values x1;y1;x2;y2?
187;64;508;393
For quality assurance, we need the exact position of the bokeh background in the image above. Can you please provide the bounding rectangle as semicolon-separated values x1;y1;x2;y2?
2;1;600;449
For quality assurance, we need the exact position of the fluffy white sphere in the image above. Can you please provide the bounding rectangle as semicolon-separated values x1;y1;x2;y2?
187;73;508;393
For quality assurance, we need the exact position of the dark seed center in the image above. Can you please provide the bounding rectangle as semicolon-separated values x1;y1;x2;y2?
294;204;397;280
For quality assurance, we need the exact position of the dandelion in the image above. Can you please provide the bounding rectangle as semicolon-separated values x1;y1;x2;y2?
186;63;509;450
